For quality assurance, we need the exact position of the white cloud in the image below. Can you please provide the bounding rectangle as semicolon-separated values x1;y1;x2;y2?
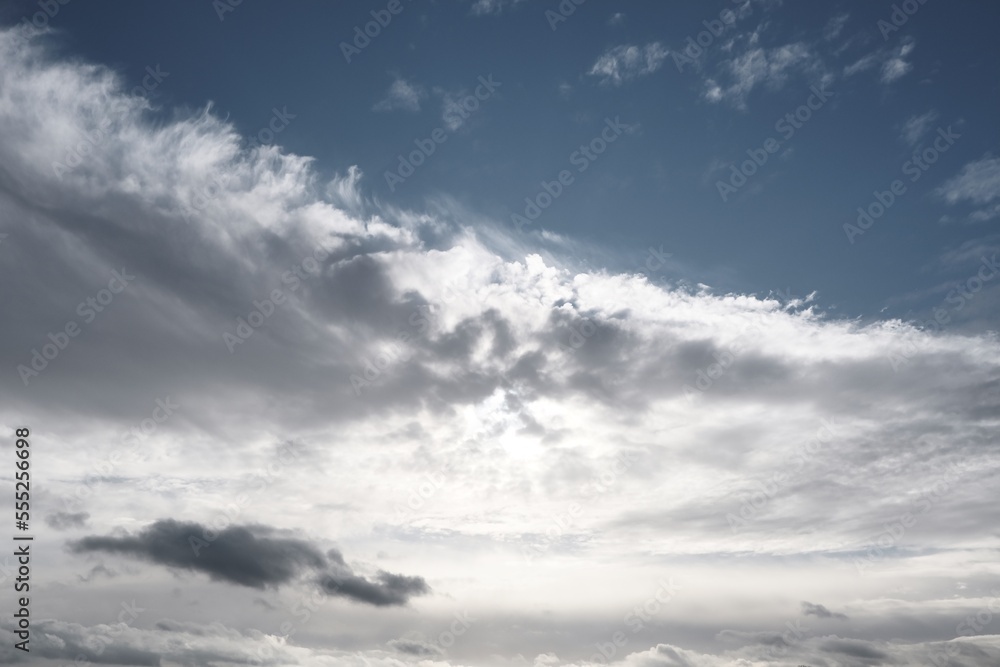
939;156;1000;205
372;77;425;113
703;42;817;108
900;109;939;146
823;13;850;41
844;37;915;83
938;156;1000;223
469;0;526;16
588;43;668;86
3;26;1000;667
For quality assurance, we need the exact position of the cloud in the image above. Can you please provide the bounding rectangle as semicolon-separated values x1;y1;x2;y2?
703;42;818;107
387;637;444;656
824;13;850;41
319;549;431;606
46;510;90;530
939;156;1000;206
801;600;849;620
372;77;425;113
71;520;429;605
900;110;939;146
468;0;526;16
844;37;915;83
588;43;668;85
3;25;1000;667
71;519;328;588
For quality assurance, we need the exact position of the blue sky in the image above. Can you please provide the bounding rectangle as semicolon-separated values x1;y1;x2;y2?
26;0;1000;323
3;2;1000;666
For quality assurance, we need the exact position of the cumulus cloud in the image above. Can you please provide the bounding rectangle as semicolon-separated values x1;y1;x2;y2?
588;43;668;85
3;25;1000;667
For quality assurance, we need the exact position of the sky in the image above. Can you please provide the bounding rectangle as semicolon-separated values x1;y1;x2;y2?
0;0;999;666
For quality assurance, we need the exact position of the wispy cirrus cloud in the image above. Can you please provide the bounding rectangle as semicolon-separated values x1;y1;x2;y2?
373;77;425;112
900;109;939;146
844;36;915;83
703;41;819;107
588;42;668;86
4;24;1000;667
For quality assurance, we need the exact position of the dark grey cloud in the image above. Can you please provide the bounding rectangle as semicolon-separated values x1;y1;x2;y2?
70;520;429;606
71;519;326;589
46;510;90;530
319;550;431;606
802;600;849;620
